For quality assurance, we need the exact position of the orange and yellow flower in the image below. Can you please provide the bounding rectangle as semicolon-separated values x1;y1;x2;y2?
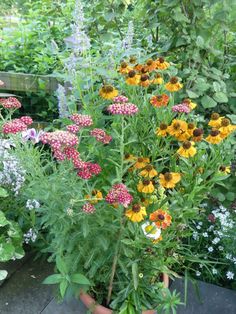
99;85;118;99
85;190;103;204
118;61;132;74
156;123;169;137
134;157;150;169
126;70;141;85
219;165;231;174
140;165;158;178
137;179;155;194
205;129;223;144
150;94;169;107
208;113;223;128
177;141;197;158
219;118;236;139
159;172;181;189
192;128;204;142
150;209;172;229
167;119;188;138
125;204;147;222
124;154;137;162
182;98;197;110
152;73;163;85
145;59;157;72
165;77;183;92
155;57;170;70
139;74;151;87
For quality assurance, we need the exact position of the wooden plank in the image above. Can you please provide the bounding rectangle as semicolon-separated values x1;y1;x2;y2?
0;72;58;93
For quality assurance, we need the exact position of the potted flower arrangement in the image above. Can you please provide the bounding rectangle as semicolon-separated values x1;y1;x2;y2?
1;53;235;313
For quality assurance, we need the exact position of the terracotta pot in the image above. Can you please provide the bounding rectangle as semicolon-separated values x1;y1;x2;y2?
80;273;169;314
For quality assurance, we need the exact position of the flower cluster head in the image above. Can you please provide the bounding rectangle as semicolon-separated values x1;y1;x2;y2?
66;124;80;134
107;102;138;116
2;116;33;134
172;103;191;114
82;202;96;214
90;128;112;144
106;183;133;208
113;95;129;103
0;97;22;109
77;162;102;179
40;130;78;151
70;113;93;128
24;228;37;244
26;199;40;210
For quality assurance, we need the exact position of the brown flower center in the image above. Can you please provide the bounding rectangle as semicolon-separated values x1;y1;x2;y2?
146;59;153;66
193;128;203;137
129;56;136;64
164;172;172;181
170;77;178;84
141;74;149;81
128;70;136;78
156;95;163;101
221;118;230;127
143;179;151;186
188;123;195;130
160;123;168;130
125;153;130;159
220;165;226;171
121;62;127;68
157;214;165;220
173;122;180;130
132;204;141;213
183;141;191;149
159;57;165;63
138;157;144;162
210;129;220;137
183;98;190;104
211;113;220;120
145;165;153;171
92;190;97;196
141;67;148;74
155;73;161;78
103;85;114;93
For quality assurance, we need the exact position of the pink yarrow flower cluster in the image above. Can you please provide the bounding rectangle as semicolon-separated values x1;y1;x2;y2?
107;103;138;116
77;162;101;179
90;128;112;144
82;203;96;214
113;95;129;103
66;124;80;134
106;183;133;207
2;116;33;134
70;113;93;128
172;103;190;114
0;97;22;109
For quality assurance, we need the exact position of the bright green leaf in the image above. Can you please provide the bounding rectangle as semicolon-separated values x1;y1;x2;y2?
43;274;63;284
201;96;217;108
213;92;228;103
71;273;90;285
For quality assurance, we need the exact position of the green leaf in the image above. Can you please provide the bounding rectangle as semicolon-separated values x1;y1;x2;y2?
0;187;8;198
0;270;8;280
0;211;8;227
186;90;199;99
43;274;63;284
213;92;228;103
201;96;217;108
71;273;90;285
196;36;204;48
132;262;139;291
226;192;235;201
56;256;68;275
60;279;68;298
226;114;236;124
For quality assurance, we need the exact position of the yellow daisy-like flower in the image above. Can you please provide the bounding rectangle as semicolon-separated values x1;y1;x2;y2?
125;204;147;222
205;129;223;144
219;165;231;174
118;61;132;74
145;59;157;72
137;179;155;194
219;118;236;139
165;77;183;92
183;98;197;110
85;190;103;204
140;164;158;178
192;128;204;142
208;113;223;128
124;153;137;162
129;56;137;64
134;157;150;169
125;70;140;86
150;209;172;229
99;85;118;99
159;172;181;189
155;57;170;70
152;73;163;85
139;74;150;87
177;141;197;158
167;119;188;138
156;123;168;137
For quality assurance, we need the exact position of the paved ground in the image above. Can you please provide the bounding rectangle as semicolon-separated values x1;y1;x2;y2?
0;256;236;314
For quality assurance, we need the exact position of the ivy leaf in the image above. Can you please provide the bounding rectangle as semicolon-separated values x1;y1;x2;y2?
213;92;228;103
43;274;63;284
201;96;217;108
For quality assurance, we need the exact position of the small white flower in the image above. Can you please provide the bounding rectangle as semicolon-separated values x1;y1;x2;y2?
66;208;74;217
203;232;208;238
212;268;218;275
233;257;236;265
196;225;201;230
192;231;199;240
196;271;201;277
199;264;203;269
226;253;232;260
226;271;234;280
139;273;143;278
26;199;40;210
218;246;224;251
212;237;220;245
141;222;161;241
208;246;214;252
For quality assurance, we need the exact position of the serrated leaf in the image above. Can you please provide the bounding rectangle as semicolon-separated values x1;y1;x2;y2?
43;274;63;284
201;96;217;108
71;273;90;285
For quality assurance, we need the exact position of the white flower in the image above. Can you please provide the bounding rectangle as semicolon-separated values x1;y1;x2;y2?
199;264;203;269
26;199;40;210
196;225;201;230
212;237;220;245
141;222;161;241
212;268;218;275
208;246;214;252
203;232;208;238
66;208;74;217
233;257;236;265
226;253;232;260
24;228;37;244
218;246;224;251
196;271;201;277
192;231;199;240
226;271;234;280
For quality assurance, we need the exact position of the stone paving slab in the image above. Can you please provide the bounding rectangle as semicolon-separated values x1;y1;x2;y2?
0;258;54;314
41;297;86;314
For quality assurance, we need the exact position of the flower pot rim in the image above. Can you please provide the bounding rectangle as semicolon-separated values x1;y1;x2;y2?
80;273;169;314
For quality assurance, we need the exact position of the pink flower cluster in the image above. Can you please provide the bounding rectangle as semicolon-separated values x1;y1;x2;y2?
82;203;96;214
66;124;80;134
0;97;21;109
172;103;190;114
2;116;33;134
70;113;93;127
113;95;129;103
40;131;78;152
107;103;138;116
90;128;112;144
77;162;102;179
105;183;133;208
